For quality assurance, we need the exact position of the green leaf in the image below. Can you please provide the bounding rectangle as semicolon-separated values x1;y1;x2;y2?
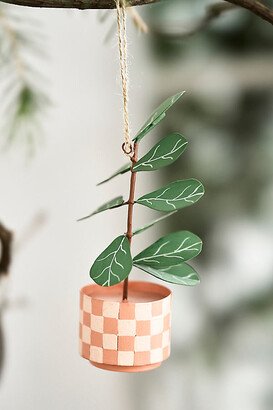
78;196;124;221
90;235;132;286
136;179;204;212
133;91;185;143
97;163;131;186
133;211;176;236
133;231;202;268
134;263;200;286
133;133;187;172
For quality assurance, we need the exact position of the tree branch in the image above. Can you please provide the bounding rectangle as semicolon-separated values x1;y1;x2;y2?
0;222;13;276
0;0;272;29
0;0;158;9
225;0;273;26
151;1;273;40
150;3;237;39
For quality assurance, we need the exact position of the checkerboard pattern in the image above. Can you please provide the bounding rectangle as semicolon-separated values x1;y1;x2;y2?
79;287;171;367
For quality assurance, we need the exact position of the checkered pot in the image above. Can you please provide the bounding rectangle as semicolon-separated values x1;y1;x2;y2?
79;281;172;373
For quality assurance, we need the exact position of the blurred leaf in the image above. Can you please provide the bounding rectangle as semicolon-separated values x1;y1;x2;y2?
134;263;200;286
133;91;185;143
90;235;132;286
77;196;124;221
136;179;204;211
97;163;131;186
0;6;48;155
133;132;187;172
133;230;202;268
133;211;176;235
4;84;49;156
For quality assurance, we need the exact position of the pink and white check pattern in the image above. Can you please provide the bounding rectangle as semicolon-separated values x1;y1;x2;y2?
79;289;171;367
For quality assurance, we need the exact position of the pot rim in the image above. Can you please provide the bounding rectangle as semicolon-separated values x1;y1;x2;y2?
80;280;171;304
90;361;162;373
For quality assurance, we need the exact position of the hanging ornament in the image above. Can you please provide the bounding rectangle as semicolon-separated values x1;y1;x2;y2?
79;0;204;373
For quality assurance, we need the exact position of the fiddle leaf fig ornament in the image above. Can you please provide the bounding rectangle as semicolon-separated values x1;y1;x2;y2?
80;91;205;291
79;1;205;373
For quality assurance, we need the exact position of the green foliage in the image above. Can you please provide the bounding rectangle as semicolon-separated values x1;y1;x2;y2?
133;231;202;268
97;163;131;186
133;133;187;172
0;6;48;154
88;92;204;287
78;196;124;221
90;235;132;287
133;211;176;235
136;179;204;211
133;91;185;142
134;263;200;286
4;84;48;151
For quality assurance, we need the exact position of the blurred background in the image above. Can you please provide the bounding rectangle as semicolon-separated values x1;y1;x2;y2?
0;0;273;409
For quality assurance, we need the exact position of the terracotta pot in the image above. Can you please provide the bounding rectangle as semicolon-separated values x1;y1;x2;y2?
79;281;172;373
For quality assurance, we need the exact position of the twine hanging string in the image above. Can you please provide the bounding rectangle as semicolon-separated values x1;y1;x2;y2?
116;0;133;156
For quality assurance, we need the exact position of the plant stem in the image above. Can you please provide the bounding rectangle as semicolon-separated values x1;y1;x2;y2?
123;142;138;301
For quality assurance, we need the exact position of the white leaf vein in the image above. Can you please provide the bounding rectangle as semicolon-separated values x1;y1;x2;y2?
134;139;186;170
138;183;203;209
93;237;127;285
135;238;202;265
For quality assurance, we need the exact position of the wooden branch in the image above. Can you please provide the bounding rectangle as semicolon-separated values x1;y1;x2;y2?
0;222;13;276
225;0;273;26
0;0;272;28
151;3;237;39
0;0;158;9
151;1;273;39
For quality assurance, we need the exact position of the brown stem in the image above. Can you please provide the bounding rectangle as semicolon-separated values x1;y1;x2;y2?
123;142;138;301
0;222;13;277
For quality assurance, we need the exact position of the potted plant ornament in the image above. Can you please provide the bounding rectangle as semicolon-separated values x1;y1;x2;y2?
79;91;205;372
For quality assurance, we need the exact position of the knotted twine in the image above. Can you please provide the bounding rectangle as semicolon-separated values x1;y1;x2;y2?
115;0;133;156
